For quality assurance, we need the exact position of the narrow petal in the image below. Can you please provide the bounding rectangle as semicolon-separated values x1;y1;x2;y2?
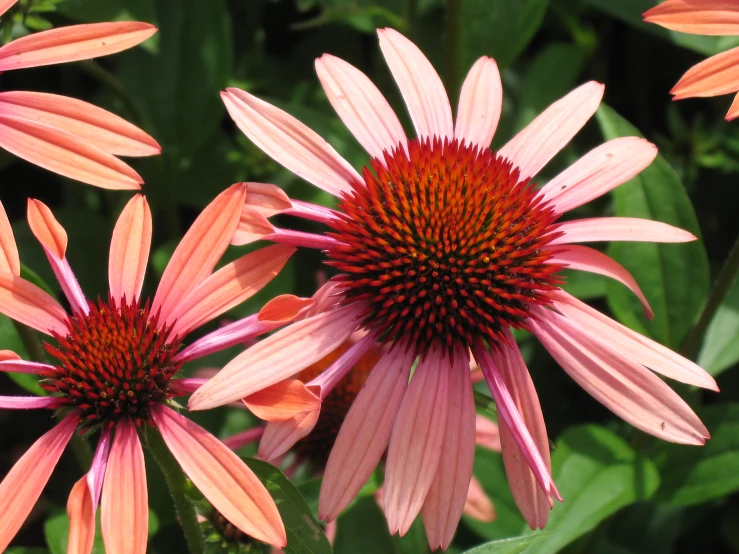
0;92;160;156
644;0;739;36
727;91;739;120
463;476;496;523
222;88;360;196
0;0;18;17
319;344;415;522
258;409;321;462
316;54;407;159
538;137;658;214
672;46;739;99
0;114;142;189
27;198;66;258
0;413;77;553
308;330;379;399
498;82;604;181
550;217;697;245
222;426;265;451
454;56;502;149
243;379;320;421
152;406;287;547
152;183;246;324
422;351;476;550
384;347;449;536
0;272;68;335
0;358;54;374
378;28;453;141
109;194;151;303
475;414;501;451
0;201;19;276
0;22;156;71
0;395;58;409
168;244;295;337
244;182;292;218
101;418;148;554
258;294;316;323
188;304;362;410
530;307;709;445
547;244;653;318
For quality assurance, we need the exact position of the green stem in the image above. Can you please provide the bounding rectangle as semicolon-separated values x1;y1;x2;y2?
444;0;462;107
681;233;739;360
146;426;204;554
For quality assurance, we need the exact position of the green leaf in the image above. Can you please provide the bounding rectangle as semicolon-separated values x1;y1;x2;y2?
463;534;548;554
334;496;397;554
243;458;332;554
6;549;50;554
596;104;709;348
697;272;739;376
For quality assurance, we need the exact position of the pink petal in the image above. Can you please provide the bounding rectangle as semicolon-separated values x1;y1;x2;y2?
0;358;54;374
318;345;415;522
307;330;379;399
0;395;58;409
377;28;453;141
0;271;68;335
168;243;295;337
152;183;246;324
538;137;658;214
463;476;496;523
0;0;18;17
108;194;151;304
551;290;717;391
498;82;604;181
530;307;710;445
454;56;502;149
231;206;274;246
0;413;77;552
257;408;321;462
243;379;320;421
222;88;360;196
258;294;316;323
548;244;653;319
188;304;362;410
243;182;292;218
0;201;19;276
0;350;20;361
27;198;67;258
384;347;449;536
0;114;142;189
0;91;160;156
550;217;697;245
422;351;476;550
0;22;156;71
152;406;287;547
672;46;739;99
475;414;501;451
644;0;739;36
101;418;148;554
222;426;265;451
727;91;739;121
315;54;407;159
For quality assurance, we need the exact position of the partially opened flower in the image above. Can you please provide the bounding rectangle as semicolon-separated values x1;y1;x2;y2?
190;28;716;550
0;0;160;188
0;184;296;552
644;0;739;120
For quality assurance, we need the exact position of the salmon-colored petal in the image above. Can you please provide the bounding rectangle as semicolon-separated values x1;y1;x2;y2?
316;54;407;159
0;114;142;189
101;418;147;554
0;350;21;361
27;198;67;258
188;304;362;410
222;88;360;197
0;92;160;156
422;351;476;550
244;182;292;218
231;206;274;246
530;307;710;445
454;56;502;149
384;346;449;536
244;379;320;421
168;244;295;337
153;183;246;324
727;91;739;120
67;477;96;554
378;28;453;141
499;82;604;181
538;137;658;214
152;405;287;547
222;426;265;451
108;194;151;304
644;0;739;35
475;414;501;451
258;408;321;462
0;0;17;17
0;413;77;552
0;202;19;276
463;476;496;523
672;46;739;99
0;272;68;335
550;217;697;245
258;294;316;323
0;22;157;71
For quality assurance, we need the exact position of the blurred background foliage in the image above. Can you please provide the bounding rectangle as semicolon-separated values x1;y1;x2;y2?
3;0;739;552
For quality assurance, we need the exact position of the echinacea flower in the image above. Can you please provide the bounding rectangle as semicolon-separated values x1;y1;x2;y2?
644;0;739;120
0;0;160;188
190;28;717;550
0;184;299;552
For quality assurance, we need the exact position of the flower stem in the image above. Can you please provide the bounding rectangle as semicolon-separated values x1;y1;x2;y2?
146;426;204;554
444;0;462;107
681;233;739;360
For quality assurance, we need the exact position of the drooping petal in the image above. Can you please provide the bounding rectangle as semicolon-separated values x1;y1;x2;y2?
222;88;360;196
101;418;148;554
0;201;19;276
0;413;77;553
109;194;151;304
550;217;697;245
378;28;454;141
644;0;739;36
463;476;496;523
0;395;58;409
243;182;292;218
0;358;54;374
538;137;658;214
152;183;245;324
0;22;156;71
152;406;287;547
316;54;407;159
454;56;502;149
0;92;160;156
422;350;476;550
672;46;739;99
530;307;709;445
498;82;604;181
0;0;18;18
0;271;68;335
258;409;321;462
243;379;321;422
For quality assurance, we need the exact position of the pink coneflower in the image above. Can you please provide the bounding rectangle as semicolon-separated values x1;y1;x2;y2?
644;0;739;120
190;28;716;550
0;0;160;188
0;184;300;552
